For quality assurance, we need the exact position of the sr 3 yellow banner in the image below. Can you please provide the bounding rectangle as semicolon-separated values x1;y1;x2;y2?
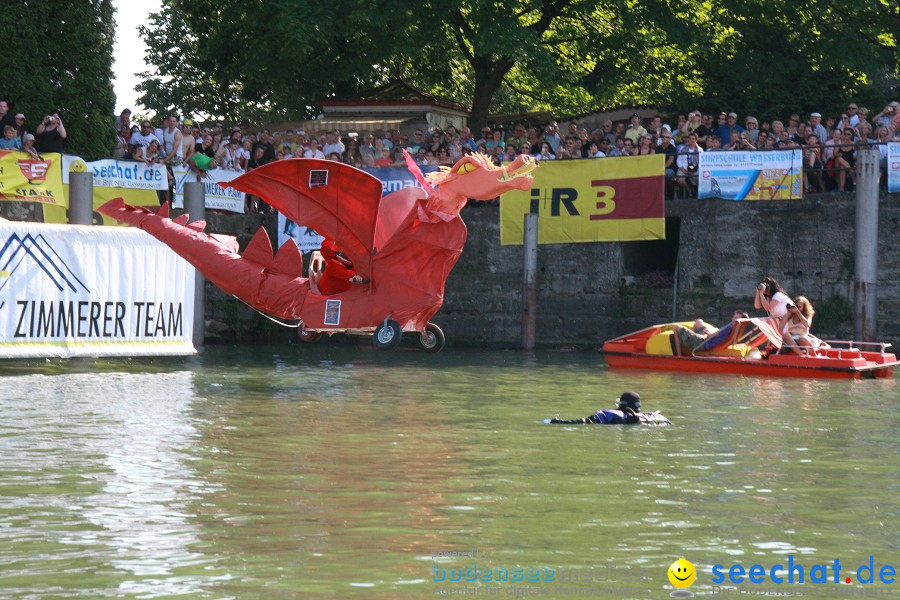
500;156;665;245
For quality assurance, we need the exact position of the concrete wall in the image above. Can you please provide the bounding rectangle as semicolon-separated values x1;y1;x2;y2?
5;192;899;347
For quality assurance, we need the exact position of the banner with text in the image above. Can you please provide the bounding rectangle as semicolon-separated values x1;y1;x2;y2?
888;143;900;193
61;156;168;190
698;149;803;200
172;166;245;213
0;150;66;205
0;222;196;357
500;156;665;245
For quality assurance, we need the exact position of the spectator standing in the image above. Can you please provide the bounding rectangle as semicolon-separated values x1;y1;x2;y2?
458;127;477;152
846;102;861;127
322;130;344;156
601;119;616;145
304;137;325;159
180;121;195;163
507;124;528;149
131;119;160;150
160;116;183;164
0;125;21;150
809;112;828;144
21;133;40;160
744;116;760;144
658;130;678;179
0;99;15;132
543;122;561;154
624;113;647;144
13;113;27;140
873;101;899;130
115;109;132;144
34;111;67;153
715;112;744;146
676;132;703;196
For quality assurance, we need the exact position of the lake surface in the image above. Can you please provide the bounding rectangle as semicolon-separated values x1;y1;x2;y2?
1;346;898;599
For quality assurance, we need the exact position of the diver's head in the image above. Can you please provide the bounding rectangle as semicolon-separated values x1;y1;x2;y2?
617;391;641;411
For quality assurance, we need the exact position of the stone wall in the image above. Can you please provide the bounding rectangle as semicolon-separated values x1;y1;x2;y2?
5;192;899;347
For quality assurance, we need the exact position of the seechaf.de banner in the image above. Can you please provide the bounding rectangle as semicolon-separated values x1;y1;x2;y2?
499;155;665;245
698;149;803;200
0;150;65;204
61;156;168;190
0;222;196;358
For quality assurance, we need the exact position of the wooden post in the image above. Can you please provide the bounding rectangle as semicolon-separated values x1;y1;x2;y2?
184;182;206;347
853;149;879;342
522;213;538;350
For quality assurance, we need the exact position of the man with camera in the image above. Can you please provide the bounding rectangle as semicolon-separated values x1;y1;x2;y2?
675;132;703;197
34;111;67;153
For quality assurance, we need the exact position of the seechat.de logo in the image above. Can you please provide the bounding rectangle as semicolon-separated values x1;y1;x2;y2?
668;558;697;597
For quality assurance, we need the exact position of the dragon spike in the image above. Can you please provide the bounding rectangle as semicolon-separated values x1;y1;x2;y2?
158;202;171;219
269;237;305;278
186;219;206;232
241;227;275;267
173;214;190;226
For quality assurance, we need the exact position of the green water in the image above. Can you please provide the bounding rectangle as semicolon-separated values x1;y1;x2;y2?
0;346;898;599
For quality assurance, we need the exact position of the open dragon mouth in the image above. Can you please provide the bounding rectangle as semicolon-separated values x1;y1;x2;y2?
497;155;538;182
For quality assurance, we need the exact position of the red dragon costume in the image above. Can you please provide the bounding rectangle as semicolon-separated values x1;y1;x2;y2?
98;150;536;350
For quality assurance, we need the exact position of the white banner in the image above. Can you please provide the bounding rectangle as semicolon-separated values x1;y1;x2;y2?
888;142;900;193
277;212;323;253
172;166;245;213
0;222;196;357
698;149;803;200
61;156;168;190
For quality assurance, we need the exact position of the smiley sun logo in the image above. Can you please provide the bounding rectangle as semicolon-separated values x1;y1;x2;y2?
668;558;697;597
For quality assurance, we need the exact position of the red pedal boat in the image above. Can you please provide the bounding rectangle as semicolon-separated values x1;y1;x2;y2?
600;319;899;379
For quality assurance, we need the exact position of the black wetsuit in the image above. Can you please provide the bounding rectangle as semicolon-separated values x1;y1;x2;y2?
550;409;671;426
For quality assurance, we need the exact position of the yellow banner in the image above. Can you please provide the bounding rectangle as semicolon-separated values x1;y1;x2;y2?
0;151;66;205
500;156;665;245
43;186;160;226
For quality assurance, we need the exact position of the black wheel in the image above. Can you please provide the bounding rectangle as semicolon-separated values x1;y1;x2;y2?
373;320;402;350
418;323;445;354
298;328;323;343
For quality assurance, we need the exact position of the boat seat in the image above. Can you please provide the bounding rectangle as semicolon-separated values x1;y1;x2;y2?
645;322;697;355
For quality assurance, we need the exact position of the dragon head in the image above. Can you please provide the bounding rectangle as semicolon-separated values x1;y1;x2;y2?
419;153;537;221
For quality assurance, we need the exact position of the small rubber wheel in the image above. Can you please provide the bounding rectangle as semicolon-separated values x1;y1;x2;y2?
298;329;323;343
373;320;402;350
418;323;445;354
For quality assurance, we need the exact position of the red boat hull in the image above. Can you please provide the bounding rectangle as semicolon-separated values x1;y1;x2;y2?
602;350;897;379
601;323;898;379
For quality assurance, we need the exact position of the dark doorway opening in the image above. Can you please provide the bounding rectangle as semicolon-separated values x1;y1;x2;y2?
623;218;680;281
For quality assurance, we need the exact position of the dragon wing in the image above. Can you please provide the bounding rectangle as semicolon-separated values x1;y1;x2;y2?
220;159;384;276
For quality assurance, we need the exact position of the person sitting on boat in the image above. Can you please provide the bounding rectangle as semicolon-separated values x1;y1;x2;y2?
754;276;792;324
782;296;816;355
671;319;719;356
548;391;671;426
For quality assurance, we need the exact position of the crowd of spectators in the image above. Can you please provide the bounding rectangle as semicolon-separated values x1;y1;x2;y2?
0;98;67;160
114;98;899;203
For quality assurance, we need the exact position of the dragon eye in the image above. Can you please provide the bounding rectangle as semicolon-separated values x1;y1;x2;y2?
457;162;476;174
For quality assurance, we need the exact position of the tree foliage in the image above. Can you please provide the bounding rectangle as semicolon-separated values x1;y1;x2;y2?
0;0;116;159
137;0;897;129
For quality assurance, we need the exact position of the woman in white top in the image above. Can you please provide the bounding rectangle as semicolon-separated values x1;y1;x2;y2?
754;276;792;321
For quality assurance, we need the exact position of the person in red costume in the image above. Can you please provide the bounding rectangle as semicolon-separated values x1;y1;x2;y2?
310;238;364;296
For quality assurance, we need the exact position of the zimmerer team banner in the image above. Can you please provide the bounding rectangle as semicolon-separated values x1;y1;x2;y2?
888;142;900;193
0;150;66;205
500;155;665;245
172;165;245;213
0;222;196;358
698;149;803;200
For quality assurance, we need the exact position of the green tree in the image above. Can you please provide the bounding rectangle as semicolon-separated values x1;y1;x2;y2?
0;0;115;159
137;0;897;130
